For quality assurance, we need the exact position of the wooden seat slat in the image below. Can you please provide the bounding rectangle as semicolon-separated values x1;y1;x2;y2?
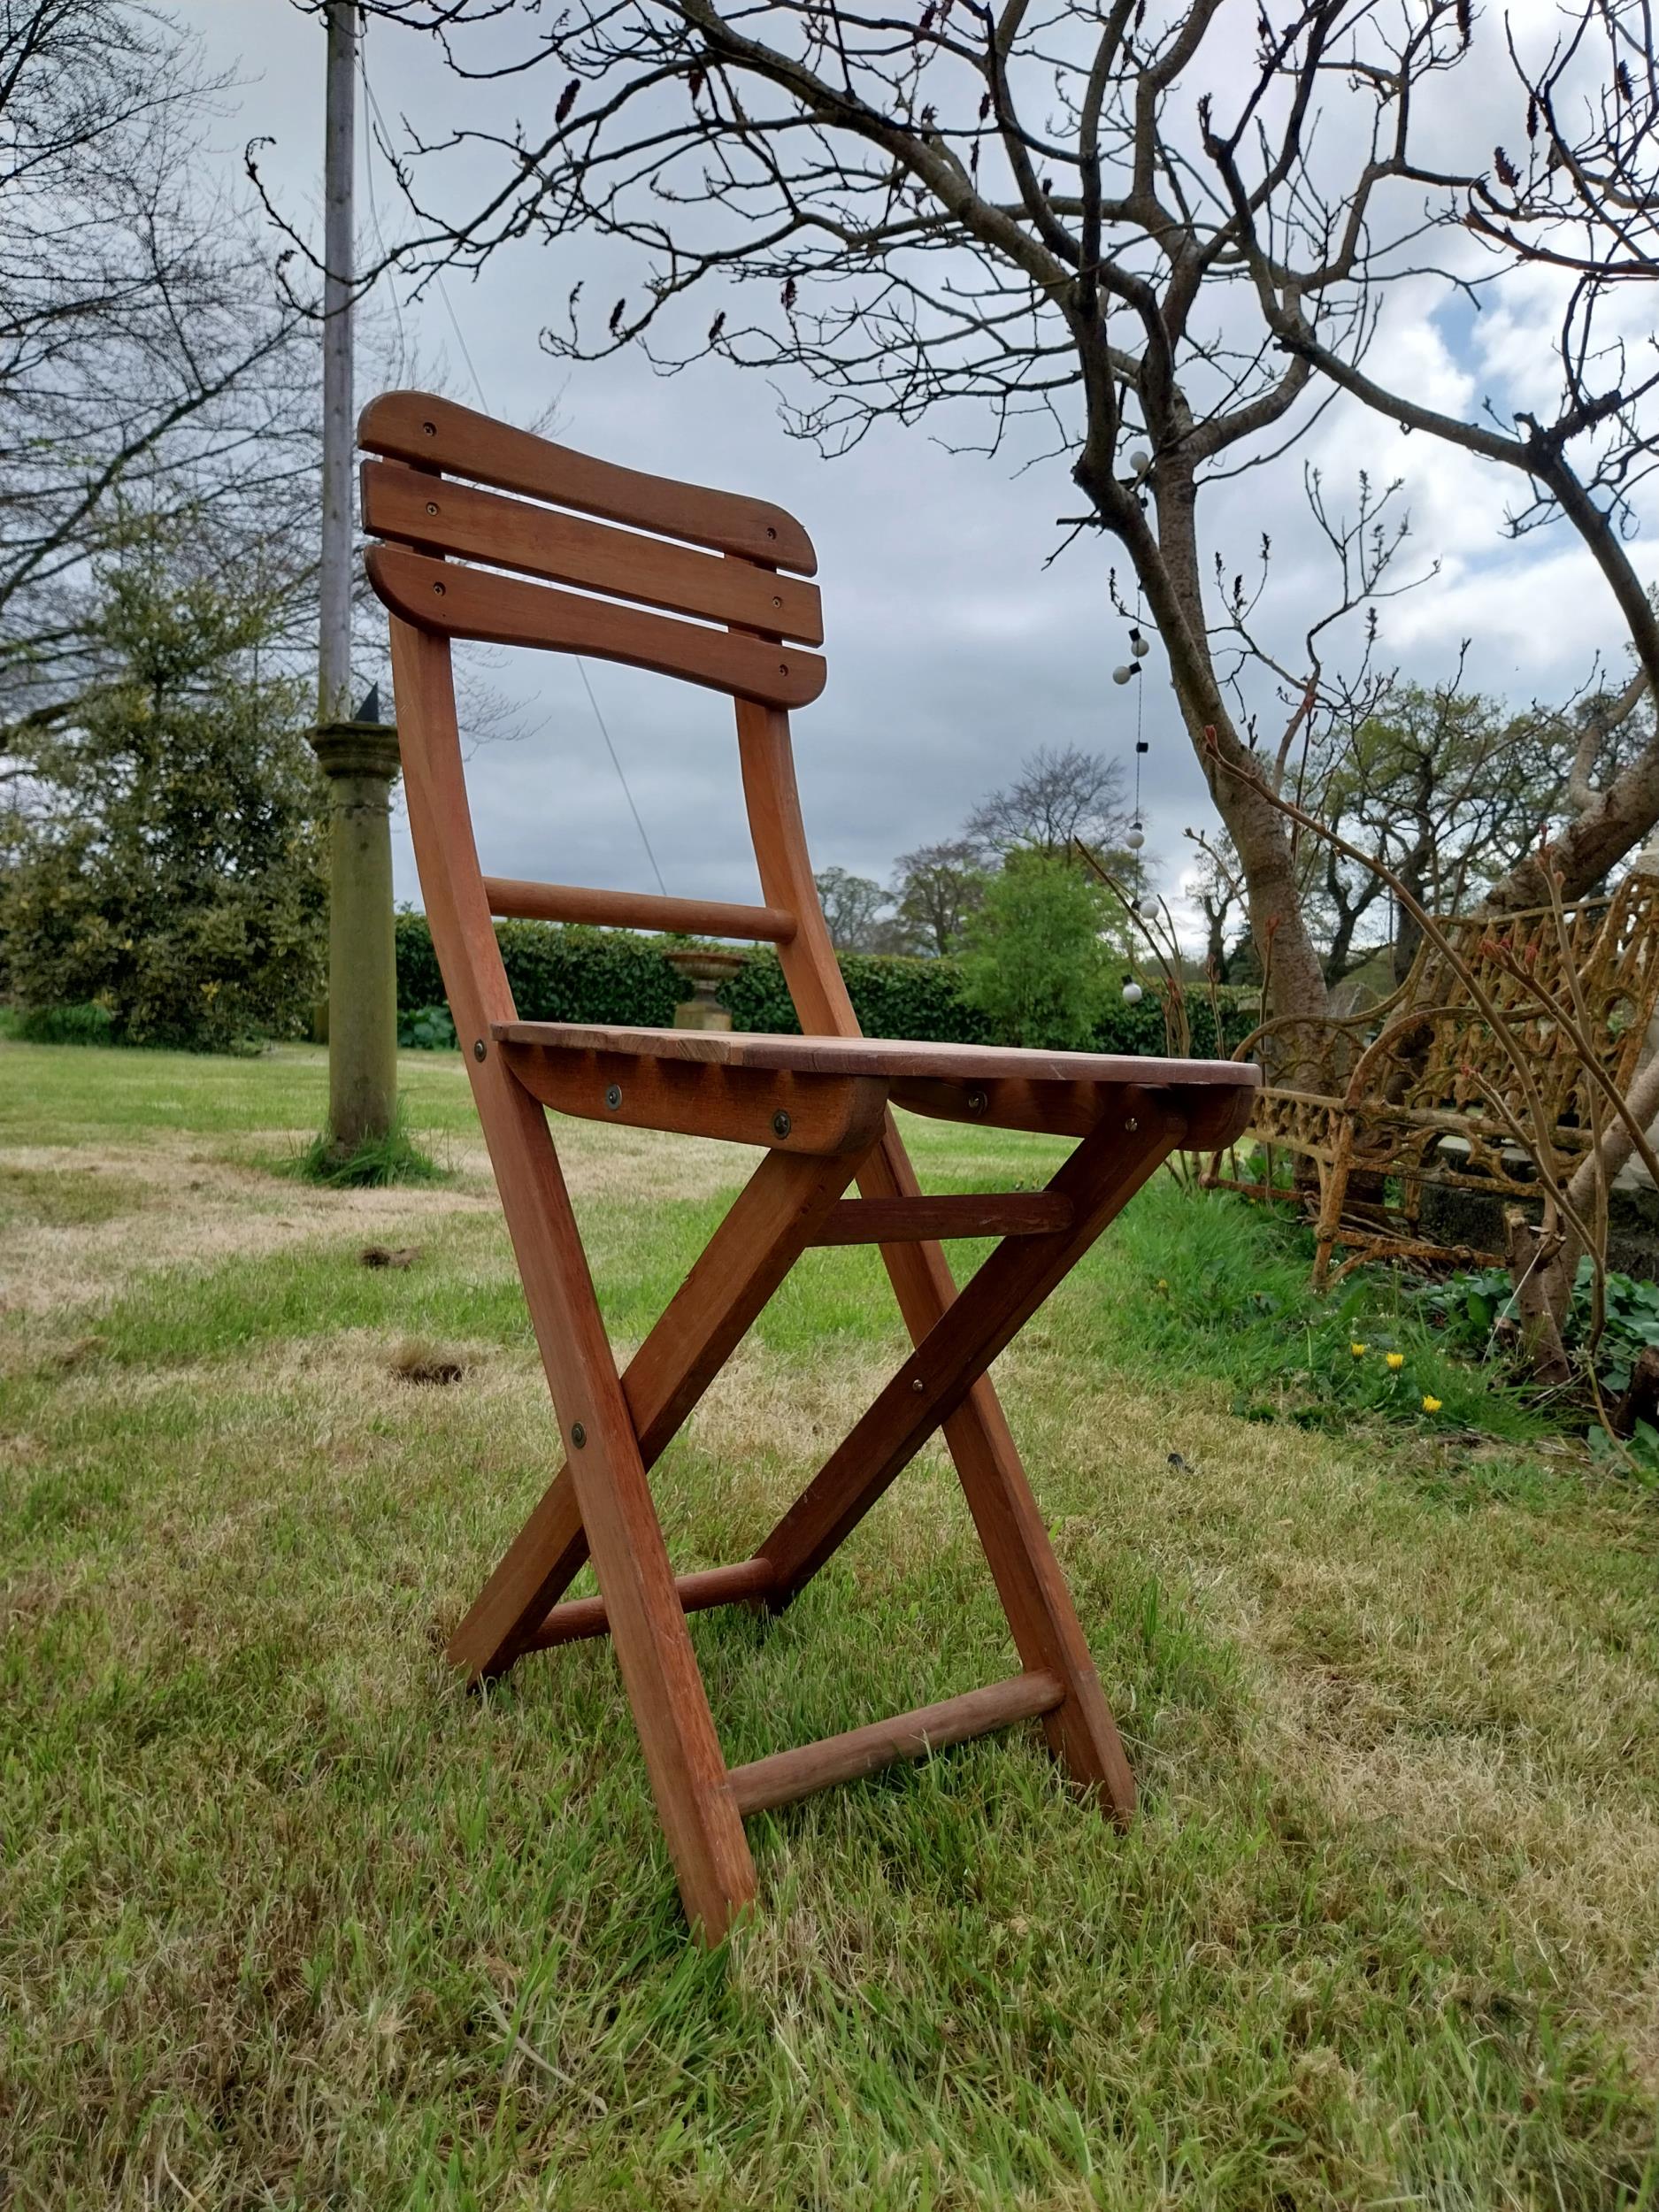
492;1018;1263;1094
358;389;817;572
362;461;824;642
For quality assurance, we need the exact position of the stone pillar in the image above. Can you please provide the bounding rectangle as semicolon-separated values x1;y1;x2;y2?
311;717;402;1155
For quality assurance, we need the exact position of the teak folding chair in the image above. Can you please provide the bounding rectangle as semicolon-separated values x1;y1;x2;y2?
361;389;1260;1940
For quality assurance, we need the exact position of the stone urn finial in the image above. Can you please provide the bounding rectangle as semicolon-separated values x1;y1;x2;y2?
665;947;746;1032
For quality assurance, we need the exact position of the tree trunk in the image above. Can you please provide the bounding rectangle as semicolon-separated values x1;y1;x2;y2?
1086;454;1330;1029
1504;1207;1573;1387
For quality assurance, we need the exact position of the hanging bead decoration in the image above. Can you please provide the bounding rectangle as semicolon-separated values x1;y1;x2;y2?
1120;579;1152;1003
1128;611;1149;863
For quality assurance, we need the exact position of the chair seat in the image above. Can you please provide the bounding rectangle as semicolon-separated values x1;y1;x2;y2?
493;1019;1261;1095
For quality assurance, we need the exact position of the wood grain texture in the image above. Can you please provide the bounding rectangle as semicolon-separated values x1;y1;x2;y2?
367;547;827;710
446;1139;882;1683
814;1193;1074;1244
358;389;817;572
756;1096;1185;1607
528;1560;776;1651
501;1041;889;1156
493;1017;1262;1095
728;1672;1064;1816
388;615;757;1939
363;461;824;642
484;875;797;942
734;697;1145;1816
365;391;1254;1918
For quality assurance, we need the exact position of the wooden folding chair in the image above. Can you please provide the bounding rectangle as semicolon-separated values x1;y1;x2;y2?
361;390;1259;1940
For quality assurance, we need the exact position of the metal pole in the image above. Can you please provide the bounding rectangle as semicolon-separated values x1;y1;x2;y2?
312;0;400;1158
319;0;356;725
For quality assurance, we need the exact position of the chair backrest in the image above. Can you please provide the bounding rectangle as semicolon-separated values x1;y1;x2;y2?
1397;874;1659;1127
359;391;864;1047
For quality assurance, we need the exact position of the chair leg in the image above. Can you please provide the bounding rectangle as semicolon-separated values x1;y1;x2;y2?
760;1101;1184;1820
860;1122;1139;1813
390;619;753;1933
1312;1128;1351;1289
460;1062;759;1936
449;1141;878;1682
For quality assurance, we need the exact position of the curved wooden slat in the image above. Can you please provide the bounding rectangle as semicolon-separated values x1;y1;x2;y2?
366;545;827;710
357;390;817;573
362;461;824;643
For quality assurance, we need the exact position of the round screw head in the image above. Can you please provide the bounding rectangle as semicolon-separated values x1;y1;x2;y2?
426;500;439;516
432;580;446;596
1125;1115;1139;1133
772;1110;792;1139
910;1377;926;1394
604;1083;623;1110
571;1422;587;1448
966;1089;987;1115
472;1038;487;1062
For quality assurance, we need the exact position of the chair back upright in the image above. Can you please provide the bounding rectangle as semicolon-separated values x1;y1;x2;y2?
358;389;863;1049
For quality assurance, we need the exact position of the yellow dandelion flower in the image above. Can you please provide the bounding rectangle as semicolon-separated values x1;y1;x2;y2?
1349;1341;1367;1358
1422;1394;1442;1414
1386;1351;1405;1371
1156;1279;1169;1294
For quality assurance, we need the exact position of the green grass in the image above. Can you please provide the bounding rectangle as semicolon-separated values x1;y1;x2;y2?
288;1112;449;1189
4;1040;1658;2208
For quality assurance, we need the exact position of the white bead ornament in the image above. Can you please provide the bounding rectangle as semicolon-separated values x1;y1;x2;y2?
1121;979;1143;1004
1129;628;1149;659
1125;825;1145;851
1112;664;1135;685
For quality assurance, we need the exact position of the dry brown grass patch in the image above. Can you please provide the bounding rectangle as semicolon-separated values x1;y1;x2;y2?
389;1337;471;1386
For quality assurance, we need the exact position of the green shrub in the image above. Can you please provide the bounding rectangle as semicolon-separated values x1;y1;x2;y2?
397;1003;457;1051
957;852;1118;1048
393;909;1258;1057
0;538;324;1051
8;1002;117;1047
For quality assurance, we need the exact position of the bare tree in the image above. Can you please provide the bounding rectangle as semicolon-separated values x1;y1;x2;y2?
1202;0;1659;912
813;864;891;949
266;0;1494;1021
891;836;988;955
303;0;1659;1016
0;0;314;746
964;744;1128;858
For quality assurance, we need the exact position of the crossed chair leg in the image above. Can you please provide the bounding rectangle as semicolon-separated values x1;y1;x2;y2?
449;1081;1184;1938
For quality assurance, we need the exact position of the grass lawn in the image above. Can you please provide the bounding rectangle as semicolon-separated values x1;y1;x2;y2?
4;1039;1659;2209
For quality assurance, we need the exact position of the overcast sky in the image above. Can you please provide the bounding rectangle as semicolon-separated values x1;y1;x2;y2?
177;0;1656;928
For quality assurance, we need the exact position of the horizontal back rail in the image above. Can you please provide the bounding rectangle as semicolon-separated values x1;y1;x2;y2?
366;545;826;710
484;875;798;943
363;461;823;645
359;390;817;573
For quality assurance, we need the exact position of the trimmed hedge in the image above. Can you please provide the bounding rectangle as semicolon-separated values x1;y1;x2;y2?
394;910;1257;1057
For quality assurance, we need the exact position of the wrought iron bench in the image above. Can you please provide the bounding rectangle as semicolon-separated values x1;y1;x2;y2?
1204;870;1659;1283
